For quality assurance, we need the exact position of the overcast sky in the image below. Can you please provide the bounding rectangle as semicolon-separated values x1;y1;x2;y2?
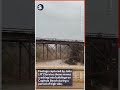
35;1;84;41
2;0;118;37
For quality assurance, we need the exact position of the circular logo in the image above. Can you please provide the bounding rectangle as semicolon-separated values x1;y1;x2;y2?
37;4;44;11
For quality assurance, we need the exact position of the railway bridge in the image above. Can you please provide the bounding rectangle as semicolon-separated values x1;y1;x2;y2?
36;38;84;61
2;27;35;80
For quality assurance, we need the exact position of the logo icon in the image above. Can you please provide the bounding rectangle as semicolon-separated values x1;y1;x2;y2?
37;4;44;11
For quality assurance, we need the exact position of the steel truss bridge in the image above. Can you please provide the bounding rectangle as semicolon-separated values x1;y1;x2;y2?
2;27;35;80
36;38;84;61
86;33;118;89
2;28;118;89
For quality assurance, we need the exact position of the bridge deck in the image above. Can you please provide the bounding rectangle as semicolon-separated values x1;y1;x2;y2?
2;27;34;42
36;38;84;44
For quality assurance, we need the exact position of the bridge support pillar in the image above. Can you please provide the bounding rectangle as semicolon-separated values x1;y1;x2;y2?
47;44;48;60
55;44;57;59
60;44;61;59
43;44;44;60
19;42;22;79
28;42;31;78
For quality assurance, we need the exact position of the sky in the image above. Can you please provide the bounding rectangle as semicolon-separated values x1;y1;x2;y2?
35;1;84;41
2;0;118;37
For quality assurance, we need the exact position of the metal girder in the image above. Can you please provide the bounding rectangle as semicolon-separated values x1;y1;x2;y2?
36;39;83;45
